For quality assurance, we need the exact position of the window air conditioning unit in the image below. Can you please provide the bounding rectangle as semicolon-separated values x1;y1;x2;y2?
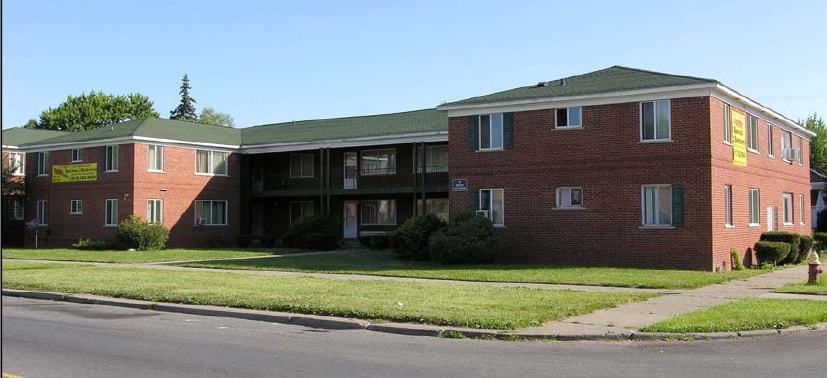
196;218;209;225
789;148;801;161
475;210;491;219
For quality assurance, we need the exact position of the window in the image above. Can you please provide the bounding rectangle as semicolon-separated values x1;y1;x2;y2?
642;185;672;226
104;145;119;172
479;189;505;226
415;145;449;173
782;193;793;225
105;199;118;226
36;200;48;225
417;198;450;221
36;152;49;176
798;137;804;165
556;107;582;128
147;145;163;172
290;154;314;178
747;115;759;151
556;187;583;209
70;200;83;214
768;124;774;157
71;148;83;162
724;185;733;226
479;113;504;150
361;149;396;176
147;199;163;224
289;201;314;224
11;198;24;220
641;100;670;141
800;194;805;224
748;189;760;226
8;152;24;176
781;130;792;160
196;150;228;175
195;200;227;225
361;200;396;225
723;103;731;143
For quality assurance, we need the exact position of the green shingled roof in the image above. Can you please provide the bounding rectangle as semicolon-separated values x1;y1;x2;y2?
241;108;446;146
2;127;68;147
21;118;242;147
441;66;718;107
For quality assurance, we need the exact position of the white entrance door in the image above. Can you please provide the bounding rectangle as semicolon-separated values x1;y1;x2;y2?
343;201;358;239
767;207;776;231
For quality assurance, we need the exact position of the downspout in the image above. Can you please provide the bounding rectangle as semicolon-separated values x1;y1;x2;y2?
319;147;324;214
421;142;427;213
412;143;418;216
326;147;331;215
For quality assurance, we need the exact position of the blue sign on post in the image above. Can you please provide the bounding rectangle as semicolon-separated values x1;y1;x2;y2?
452;179;468;191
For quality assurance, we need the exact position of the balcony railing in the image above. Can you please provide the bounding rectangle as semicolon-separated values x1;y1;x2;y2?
360;167;397;176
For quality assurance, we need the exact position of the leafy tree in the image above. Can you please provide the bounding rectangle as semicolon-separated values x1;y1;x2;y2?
805;114;827;174
198;107;235;127
35;91;159;131
1;156;24;220
23;119;38;129
169;74;197;121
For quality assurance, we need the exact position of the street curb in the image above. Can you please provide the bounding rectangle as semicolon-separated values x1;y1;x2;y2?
3;289;825;342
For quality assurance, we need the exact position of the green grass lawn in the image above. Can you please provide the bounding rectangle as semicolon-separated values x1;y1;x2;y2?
1;261;654;330
1;248;275;263
640;298;827;333
182;250;766;289
775;275;827;295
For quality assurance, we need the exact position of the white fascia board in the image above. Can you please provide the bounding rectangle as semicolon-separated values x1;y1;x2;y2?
713;84;815;139
240;131;449;154
132;136;240;151
438;84;717;117
20;136;135;152
20;136;240;153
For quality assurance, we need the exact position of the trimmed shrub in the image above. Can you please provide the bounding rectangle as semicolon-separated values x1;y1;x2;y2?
428;212;499;264
798;235;814;263
117;215;169;251
730;247;745;271
282;215;338;250
360;234;392;250
754;241;791;266
760;232;800;265
814;232;827;253
72;237;110;250
394;214;446;260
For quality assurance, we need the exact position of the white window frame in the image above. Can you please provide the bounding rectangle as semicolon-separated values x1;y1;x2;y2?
555;107;582;129
105;199;118;227
361;200;397;225
798;136;804;165
195;150;228;176
747;115;759;152
289;154;315;178
194;200;228;226
781;130;792;161
36;200;48;225
555;187;584;209
767;124;774;157
71;148;83;163
11;198;24;220
640;100;671;142
104;145;119;172
782;193;793;225
416;198;450;221
70;199;83;215
724;185;733;227
289;201;315;224
36;152;49;176
641;184;672;227
799;194;805;224
147;144;164;172
479;113;504;150
723;103;731;144
479;188;505;227
8;152;25;176
748;189;760;226
360;149;396;176
147;199;163;224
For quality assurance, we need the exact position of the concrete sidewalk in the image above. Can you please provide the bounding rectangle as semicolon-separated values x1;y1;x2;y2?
3;261;826;341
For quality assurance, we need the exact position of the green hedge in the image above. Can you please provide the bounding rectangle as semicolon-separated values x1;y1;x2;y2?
754;241;791;266
117;215;169;251
799;235;814;263
394;214;446;260
760;232;801;265
282;215;339;250
428;212;499;264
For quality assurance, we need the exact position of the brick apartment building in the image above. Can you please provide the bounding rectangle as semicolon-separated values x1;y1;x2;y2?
2;66;812;270
437;66;813;271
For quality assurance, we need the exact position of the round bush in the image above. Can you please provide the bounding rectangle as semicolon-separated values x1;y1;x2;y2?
754;241;791;266
760;232;800;265
394;214;446;260
282;215;338;250
117;215;169;251
428;212;499;264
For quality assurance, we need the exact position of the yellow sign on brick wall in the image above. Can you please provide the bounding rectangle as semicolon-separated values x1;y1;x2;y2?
731;112;747;166
52;163;98;183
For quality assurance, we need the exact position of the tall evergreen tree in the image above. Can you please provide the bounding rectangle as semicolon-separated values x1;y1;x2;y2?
169;74;197;121
805;114;827;174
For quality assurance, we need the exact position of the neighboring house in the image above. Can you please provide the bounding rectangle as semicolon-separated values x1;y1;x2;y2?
437;66;812;271
812;169;826;229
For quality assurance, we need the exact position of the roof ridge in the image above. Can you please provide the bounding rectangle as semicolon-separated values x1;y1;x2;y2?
247;108;436;129
609;65;717;83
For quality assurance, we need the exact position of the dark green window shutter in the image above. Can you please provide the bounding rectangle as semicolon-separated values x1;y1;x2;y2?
672;185;684;228
469;189;479;212
468;116;479;151
503;112;514;150
100;146;106;172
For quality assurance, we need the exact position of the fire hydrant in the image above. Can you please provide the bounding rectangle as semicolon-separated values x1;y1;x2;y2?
807;249;823;284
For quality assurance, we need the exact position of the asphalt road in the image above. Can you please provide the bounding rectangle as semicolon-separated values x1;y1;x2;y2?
2;296;825;378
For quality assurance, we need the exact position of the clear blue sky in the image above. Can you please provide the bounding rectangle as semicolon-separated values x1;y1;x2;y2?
3;0;826;130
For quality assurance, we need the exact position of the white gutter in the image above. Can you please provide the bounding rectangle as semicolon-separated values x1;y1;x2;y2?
240;131;449;154
715;84;815;138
